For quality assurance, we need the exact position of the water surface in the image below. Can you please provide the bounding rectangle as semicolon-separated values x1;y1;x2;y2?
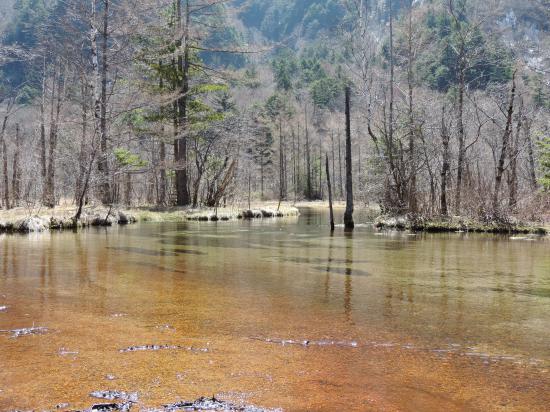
1;208;549;411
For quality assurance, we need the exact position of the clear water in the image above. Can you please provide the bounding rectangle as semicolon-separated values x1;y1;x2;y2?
1;207;549;411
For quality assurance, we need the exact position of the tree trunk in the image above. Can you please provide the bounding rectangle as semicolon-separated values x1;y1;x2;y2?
296;123;301;197
75;78;88;204
524;119;538;191
175;0;191;206
45;64;65;208
338;133;343;199
98;0;111;205
40;59;47;193
407;0;417;213
279;117;285;201
1;113;10;210
318;137;323;198
305;104;312;199
440;107;450;216
507;98;522;211
11;124;20;207
493;71;516;214
344;86;354;230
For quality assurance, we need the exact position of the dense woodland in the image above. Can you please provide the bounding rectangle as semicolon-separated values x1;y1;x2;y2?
0;0;549;221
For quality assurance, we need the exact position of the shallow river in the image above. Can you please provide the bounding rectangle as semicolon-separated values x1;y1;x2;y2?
1;208;549;411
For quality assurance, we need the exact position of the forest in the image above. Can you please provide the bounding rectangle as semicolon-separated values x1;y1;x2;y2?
0;0;549;224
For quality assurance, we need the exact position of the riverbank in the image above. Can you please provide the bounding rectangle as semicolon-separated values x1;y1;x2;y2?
375;214;548;235
0;203;300;234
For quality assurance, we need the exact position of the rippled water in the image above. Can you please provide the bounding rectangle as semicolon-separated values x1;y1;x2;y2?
1;207;549;411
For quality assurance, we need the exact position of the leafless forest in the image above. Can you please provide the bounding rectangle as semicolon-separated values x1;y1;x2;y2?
1;0;549;223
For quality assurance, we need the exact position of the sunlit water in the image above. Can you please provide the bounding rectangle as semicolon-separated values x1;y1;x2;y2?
1;207;549;411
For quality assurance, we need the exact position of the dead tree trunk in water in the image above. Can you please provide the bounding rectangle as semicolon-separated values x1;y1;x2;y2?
344;86;354;230
326;153;334;231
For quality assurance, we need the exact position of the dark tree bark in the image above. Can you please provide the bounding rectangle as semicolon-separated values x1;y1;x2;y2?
175;0;191;206
450;0;467;213
338;133;343;199
524;119;538;191
75;77;89;205
158;60;167;206
279;117;285;201
40;59;47;191
493;71;517;213
344;86;354;230
305;104;312;199
407;0;417;213
440;107;451;216
44;63;65;208
507;98;523;211
1;118;9;210
11;124;20;207
98;0;111;205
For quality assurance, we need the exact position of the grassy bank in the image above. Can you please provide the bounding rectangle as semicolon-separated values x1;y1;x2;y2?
375;215;548;235
0;202;300;234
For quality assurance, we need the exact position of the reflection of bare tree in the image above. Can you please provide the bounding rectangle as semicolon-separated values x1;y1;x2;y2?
324;233;334;302
344;231;354;324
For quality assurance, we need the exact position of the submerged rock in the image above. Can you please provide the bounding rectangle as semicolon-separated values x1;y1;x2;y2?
251;337;358;348
163;396;281;412
90;403;132;412
0;305;8;312
0;326;49;338
90;390;139;403
119;344;208;353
